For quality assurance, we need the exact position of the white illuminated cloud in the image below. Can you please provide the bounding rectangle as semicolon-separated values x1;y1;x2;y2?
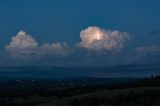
6;30;38;49
5;26;130;57
6;31;70;56
5;30;38;56
78;26;129;51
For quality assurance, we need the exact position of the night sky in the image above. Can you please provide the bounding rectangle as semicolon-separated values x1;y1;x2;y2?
0;0;160;78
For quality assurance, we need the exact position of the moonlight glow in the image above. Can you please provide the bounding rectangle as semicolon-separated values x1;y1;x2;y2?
79;26;129;51
95;32;102;40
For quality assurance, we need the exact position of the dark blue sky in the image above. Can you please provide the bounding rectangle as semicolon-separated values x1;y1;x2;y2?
0;0;160;79
0;0;160;78
0;0;160;48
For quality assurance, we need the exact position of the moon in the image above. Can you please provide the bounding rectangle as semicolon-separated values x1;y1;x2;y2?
95;32;103;40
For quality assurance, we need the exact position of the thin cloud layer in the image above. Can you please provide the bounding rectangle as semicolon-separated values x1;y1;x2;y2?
135;45;160;55
78;26;129;51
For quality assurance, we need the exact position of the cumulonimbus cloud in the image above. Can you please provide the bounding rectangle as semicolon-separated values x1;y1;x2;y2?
78;26;130;51
5;26;130;57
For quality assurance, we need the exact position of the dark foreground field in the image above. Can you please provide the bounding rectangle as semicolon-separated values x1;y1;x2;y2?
0;76;160;106
37;87;160;106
